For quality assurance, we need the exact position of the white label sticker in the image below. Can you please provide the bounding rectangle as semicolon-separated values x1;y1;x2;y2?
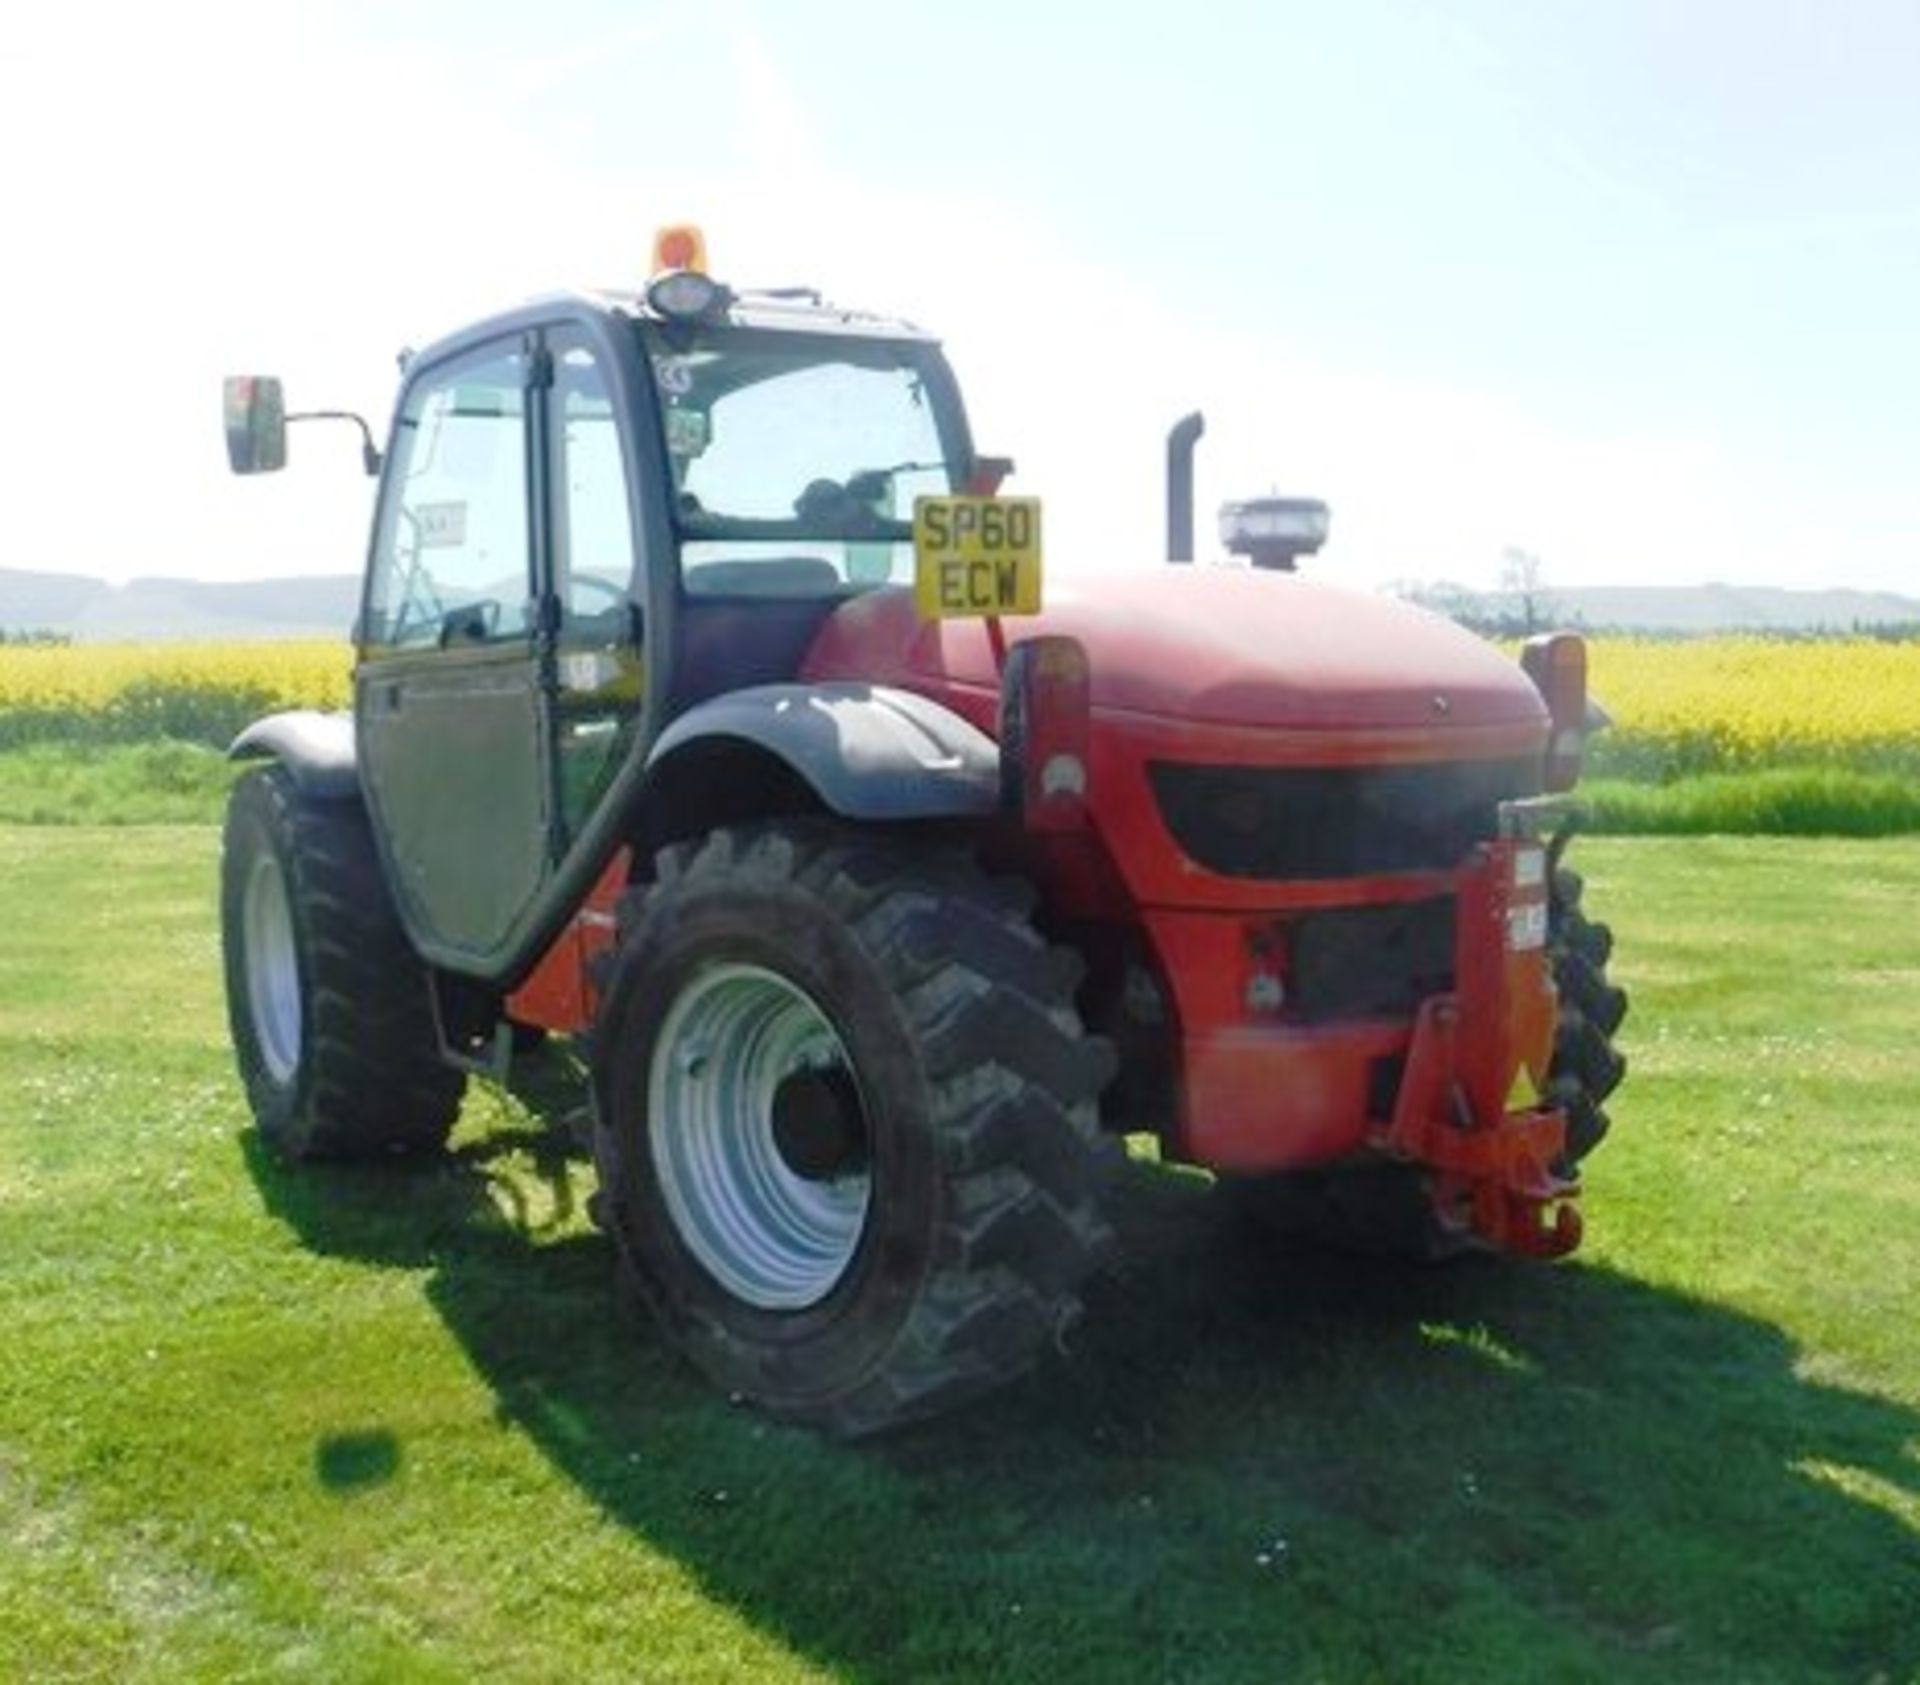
415;501;468;548
562;652;605;691
652;356;695;397
1507;902;1549;951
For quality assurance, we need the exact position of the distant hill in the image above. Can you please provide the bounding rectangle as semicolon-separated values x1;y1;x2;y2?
5;567;1919;642
0;569;360;642
1546;583;1920;634
1388;580;1920;636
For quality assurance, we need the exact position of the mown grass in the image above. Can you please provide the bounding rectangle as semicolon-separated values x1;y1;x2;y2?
5;746;1920;837
2;827;1916;1682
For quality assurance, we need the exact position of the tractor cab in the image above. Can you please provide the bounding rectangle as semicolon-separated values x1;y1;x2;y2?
225;229;999;978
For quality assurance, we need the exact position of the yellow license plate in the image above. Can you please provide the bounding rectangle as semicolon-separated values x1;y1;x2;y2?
912;496;1043;619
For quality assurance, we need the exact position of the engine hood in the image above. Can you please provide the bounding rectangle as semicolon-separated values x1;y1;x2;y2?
804;569;1547;736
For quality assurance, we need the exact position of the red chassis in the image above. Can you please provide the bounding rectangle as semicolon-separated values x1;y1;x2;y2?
509;596;1582;1261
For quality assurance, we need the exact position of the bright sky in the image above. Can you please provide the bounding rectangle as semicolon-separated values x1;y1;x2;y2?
3;0;1917;594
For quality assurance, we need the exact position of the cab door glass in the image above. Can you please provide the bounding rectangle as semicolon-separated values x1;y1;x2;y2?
555;345;638;626
549;337;644;841
366;347;531;650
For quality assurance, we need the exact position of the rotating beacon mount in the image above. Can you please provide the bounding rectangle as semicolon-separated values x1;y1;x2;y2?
1218;495;1331;572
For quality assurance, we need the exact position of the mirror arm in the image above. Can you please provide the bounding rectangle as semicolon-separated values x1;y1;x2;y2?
287;409;384;476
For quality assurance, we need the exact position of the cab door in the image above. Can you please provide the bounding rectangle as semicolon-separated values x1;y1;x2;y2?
356;335;551;970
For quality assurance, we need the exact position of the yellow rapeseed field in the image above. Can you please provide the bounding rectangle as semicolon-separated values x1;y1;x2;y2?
1;634;1916;775
0;639;350;747
1584;637;1920;778
0;640;350;716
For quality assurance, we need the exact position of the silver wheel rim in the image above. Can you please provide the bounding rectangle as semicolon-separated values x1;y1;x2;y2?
243;851;302;1085
648;963;873;1311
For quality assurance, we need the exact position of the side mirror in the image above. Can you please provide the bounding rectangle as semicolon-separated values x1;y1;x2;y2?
223;375;287;474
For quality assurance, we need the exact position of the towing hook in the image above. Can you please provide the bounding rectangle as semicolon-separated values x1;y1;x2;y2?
1521;1195;1584;1259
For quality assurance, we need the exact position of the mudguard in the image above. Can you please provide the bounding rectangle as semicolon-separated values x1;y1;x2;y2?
646;684;999;820
228;710;360;801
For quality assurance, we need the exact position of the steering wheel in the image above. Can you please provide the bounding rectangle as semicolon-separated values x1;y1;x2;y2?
437;599;501;646
793;478;854;523
793;478;888;536
568;574;630;610
565;573;640;640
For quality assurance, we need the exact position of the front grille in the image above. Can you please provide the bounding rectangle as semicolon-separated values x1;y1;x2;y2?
1148;758;1538;880
1289;897;1455;1024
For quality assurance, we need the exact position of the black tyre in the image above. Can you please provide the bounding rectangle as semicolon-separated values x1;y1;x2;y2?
591;823;1115;1436
221;765;466;1159
1232;862;1627;1255
1543;865;1628;1163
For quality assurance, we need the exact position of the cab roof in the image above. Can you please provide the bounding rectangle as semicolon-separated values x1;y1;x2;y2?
546;285;937;342
400;285;938;384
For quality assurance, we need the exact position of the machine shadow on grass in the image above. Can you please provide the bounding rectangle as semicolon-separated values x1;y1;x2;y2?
244;1112;1920;1683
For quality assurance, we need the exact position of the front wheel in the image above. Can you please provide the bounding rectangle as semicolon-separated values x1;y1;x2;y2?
591;824;1115;1436
220;765;466;1160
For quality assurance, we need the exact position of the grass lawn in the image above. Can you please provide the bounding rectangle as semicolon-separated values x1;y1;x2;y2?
1;827;1915;1683
0;744;241;827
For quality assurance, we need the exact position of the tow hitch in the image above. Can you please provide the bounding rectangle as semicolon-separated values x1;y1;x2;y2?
1374;803;1583;1258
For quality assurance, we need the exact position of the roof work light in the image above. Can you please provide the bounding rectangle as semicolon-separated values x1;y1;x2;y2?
647;224;729;322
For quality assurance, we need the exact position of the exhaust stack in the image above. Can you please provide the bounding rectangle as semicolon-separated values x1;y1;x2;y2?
1166;411;1205;563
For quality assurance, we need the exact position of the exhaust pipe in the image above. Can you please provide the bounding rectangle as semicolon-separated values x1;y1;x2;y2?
1166;411;1205;564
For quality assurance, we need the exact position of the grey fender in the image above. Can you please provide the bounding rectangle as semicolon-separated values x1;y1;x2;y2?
228;710;361;801
645;684;1000;820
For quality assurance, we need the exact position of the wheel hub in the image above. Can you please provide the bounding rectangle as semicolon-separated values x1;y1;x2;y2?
647;963;874;1311
771;1066;869;1183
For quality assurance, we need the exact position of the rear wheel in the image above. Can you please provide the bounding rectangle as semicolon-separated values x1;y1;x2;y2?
221;765;465;1159
591;823;1115;1436
1232;862;1627;1256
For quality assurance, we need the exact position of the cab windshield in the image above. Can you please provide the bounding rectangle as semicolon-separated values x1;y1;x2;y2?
638;322;964;597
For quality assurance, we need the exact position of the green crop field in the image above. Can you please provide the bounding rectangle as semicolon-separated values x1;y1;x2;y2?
2;825;1916;1683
